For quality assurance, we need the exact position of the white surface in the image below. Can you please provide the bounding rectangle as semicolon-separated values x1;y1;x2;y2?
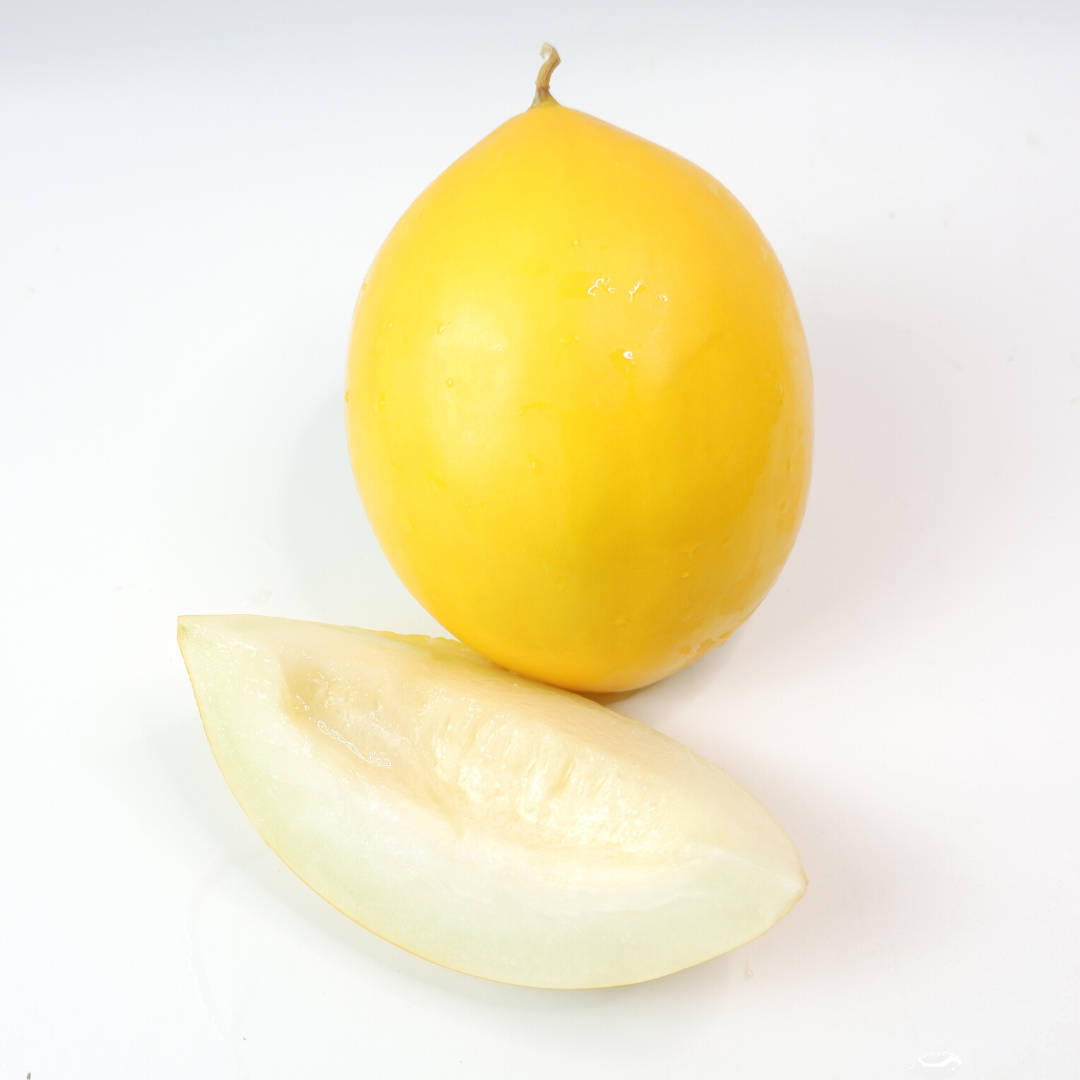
2;2;1078;1076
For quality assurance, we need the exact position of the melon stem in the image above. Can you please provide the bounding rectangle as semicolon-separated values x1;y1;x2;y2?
531;43;561;107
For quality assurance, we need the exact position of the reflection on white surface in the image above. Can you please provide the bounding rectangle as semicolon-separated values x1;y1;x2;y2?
918;1051;962;1072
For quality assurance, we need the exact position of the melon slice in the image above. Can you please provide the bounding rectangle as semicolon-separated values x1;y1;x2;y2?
178;614;805;987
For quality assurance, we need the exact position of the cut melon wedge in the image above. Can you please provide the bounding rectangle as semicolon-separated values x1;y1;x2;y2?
178;614;806;988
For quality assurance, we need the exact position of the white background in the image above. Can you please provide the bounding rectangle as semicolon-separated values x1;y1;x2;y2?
3;1;1078;1076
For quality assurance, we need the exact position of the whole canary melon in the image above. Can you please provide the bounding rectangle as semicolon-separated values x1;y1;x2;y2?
346;48;811;692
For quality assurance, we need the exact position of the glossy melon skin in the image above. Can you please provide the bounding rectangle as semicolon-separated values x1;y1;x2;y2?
179;614;806;988
346;100;812;693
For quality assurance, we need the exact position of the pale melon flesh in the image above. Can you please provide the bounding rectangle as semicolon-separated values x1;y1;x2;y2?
178;614;806;988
